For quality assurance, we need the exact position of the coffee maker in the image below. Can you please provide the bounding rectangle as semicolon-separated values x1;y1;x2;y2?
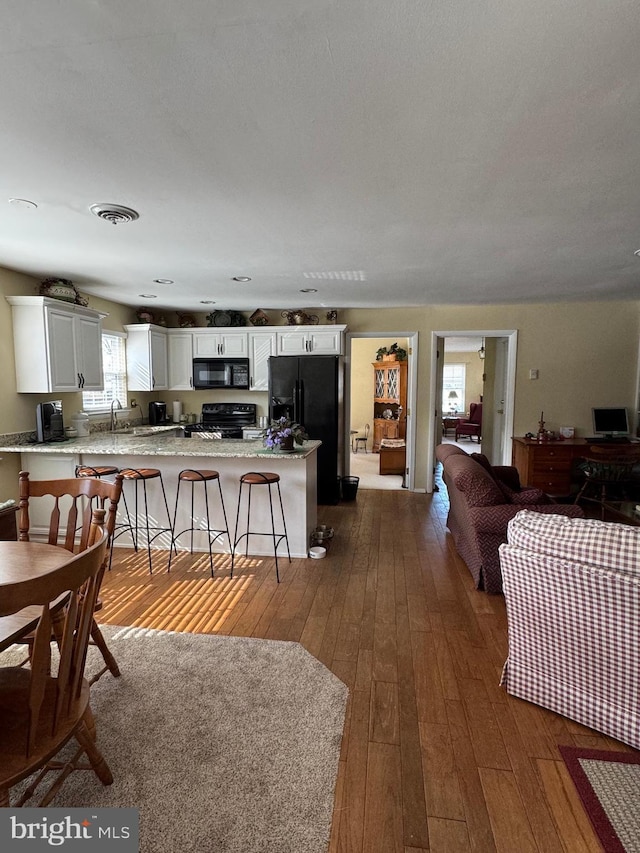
148;401;168;425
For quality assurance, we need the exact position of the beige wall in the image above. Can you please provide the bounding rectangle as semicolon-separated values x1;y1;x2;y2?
342;303;640;490
1;266;638;498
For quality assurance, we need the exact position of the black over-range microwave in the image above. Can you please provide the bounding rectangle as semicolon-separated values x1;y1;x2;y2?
192;358;250;389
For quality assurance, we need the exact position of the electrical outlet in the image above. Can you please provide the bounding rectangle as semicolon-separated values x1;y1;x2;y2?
529;369;539;380
130;398;137;408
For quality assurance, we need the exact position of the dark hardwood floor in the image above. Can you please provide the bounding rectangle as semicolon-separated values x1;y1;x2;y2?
99;476;629;852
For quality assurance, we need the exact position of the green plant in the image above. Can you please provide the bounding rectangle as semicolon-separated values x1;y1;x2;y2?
262;417;308;449
375;342;407;361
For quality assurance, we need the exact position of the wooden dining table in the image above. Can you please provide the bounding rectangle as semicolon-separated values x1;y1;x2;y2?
0;541;73;653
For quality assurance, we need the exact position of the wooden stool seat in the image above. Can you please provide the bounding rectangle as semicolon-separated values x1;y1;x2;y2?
178;469;220;483
232;471;290;582
168;469;230;576
240;471;280;486
119;467;162;480
76;465;119;478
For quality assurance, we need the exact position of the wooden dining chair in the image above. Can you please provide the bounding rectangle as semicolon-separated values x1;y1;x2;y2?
17;471;124;684
0;525;112;807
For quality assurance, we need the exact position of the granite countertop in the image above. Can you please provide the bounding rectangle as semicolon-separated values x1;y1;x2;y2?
0;431;321;459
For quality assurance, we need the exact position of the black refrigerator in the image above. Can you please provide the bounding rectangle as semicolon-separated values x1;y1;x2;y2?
268;355;344;504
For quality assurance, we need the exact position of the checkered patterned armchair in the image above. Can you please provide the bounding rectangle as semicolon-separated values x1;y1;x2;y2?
500;510;640;749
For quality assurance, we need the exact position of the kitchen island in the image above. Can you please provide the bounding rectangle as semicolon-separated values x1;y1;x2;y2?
0;431;320;559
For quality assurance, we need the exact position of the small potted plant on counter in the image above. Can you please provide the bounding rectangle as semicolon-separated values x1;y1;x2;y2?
262;417;308;452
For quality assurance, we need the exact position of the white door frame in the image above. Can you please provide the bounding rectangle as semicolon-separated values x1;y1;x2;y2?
427;329;518;493
345;331;418;491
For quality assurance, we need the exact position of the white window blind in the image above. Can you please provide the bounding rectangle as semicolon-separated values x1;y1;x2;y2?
82;332;127;411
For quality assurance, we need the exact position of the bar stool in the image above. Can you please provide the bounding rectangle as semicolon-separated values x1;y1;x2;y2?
75;464;121;571
231;472;291;583
168;469;231;576
114;467;175;574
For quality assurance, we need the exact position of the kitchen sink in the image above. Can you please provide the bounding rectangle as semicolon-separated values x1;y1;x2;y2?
110;425;181;437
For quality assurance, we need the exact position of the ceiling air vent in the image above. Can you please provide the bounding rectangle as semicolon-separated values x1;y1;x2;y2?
89;203;139;225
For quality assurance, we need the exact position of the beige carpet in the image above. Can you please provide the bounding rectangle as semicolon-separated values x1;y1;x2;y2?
3;627;349;853
348;450;403;490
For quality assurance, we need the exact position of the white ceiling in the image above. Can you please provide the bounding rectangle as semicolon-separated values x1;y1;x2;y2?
1;0;639;314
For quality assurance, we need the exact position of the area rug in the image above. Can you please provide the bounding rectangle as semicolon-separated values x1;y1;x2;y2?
559;745;640;853
3;627;349;853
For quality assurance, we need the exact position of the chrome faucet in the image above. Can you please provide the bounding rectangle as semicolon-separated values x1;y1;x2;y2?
110;398;123;431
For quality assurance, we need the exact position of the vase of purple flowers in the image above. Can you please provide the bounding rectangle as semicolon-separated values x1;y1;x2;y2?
262;417;308;452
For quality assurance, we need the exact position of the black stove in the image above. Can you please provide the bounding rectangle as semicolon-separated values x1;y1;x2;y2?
183;403;257;439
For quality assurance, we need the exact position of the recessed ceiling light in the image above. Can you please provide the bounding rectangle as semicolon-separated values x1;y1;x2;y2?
232;276;251;282
138;294;157;299
153;278;174;285
300;288;318;293
634;249;640;257
8;197;37;209
200;300;216;304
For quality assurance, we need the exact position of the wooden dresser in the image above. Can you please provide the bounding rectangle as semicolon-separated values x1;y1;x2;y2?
512;437;589;497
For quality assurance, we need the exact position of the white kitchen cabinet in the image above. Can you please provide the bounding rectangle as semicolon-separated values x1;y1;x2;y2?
167;329;194;390
6;296;106;393
249;331;277;391
124;324;169;391
193;331;248;357
276;325;345;356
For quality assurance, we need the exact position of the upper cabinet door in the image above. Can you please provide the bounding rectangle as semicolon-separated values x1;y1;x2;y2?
307;329;344;354
150;330;169;389
276;329;309;356
47;308;80;391
168;331;194;390
74;313;103;390
249;331;277;391
124;324;168;391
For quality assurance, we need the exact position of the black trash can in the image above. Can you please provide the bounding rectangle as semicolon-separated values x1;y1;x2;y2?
341;476;359;501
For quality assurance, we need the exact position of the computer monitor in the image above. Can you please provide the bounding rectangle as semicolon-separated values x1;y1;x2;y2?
591;407;630;438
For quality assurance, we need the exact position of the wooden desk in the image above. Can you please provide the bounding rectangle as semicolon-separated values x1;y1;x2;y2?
0;541;71;652
442;417;460;437
512;437;589;497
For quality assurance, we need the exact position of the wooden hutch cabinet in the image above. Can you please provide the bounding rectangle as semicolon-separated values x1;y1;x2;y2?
372;359;408;451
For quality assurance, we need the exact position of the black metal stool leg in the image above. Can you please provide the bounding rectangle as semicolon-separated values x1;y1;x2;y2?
231;481;244;579
275;480;291;563
267;482;280;583
167;476;182;572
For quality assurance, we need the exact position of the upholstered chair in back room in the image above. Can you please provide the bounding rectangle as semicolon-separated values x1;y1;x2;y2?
455;402;482;442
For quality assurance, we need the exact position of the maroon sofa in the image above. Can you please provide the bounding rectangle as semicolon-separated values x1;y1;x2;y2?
436;444;584;594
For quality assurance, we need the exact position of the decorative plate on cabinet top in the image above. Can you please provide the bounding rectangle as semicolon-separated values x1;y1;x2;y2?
382;409;394;419
207;310;231;327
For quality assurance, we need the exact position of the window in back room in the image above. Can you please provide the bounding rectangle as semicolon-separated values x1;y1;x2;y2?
82;332;127;412
442;363;466;414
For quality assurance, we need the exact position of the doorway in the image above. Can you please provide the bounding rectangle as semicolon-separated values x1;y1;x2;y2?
427;329;518;493
345;332;418;491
